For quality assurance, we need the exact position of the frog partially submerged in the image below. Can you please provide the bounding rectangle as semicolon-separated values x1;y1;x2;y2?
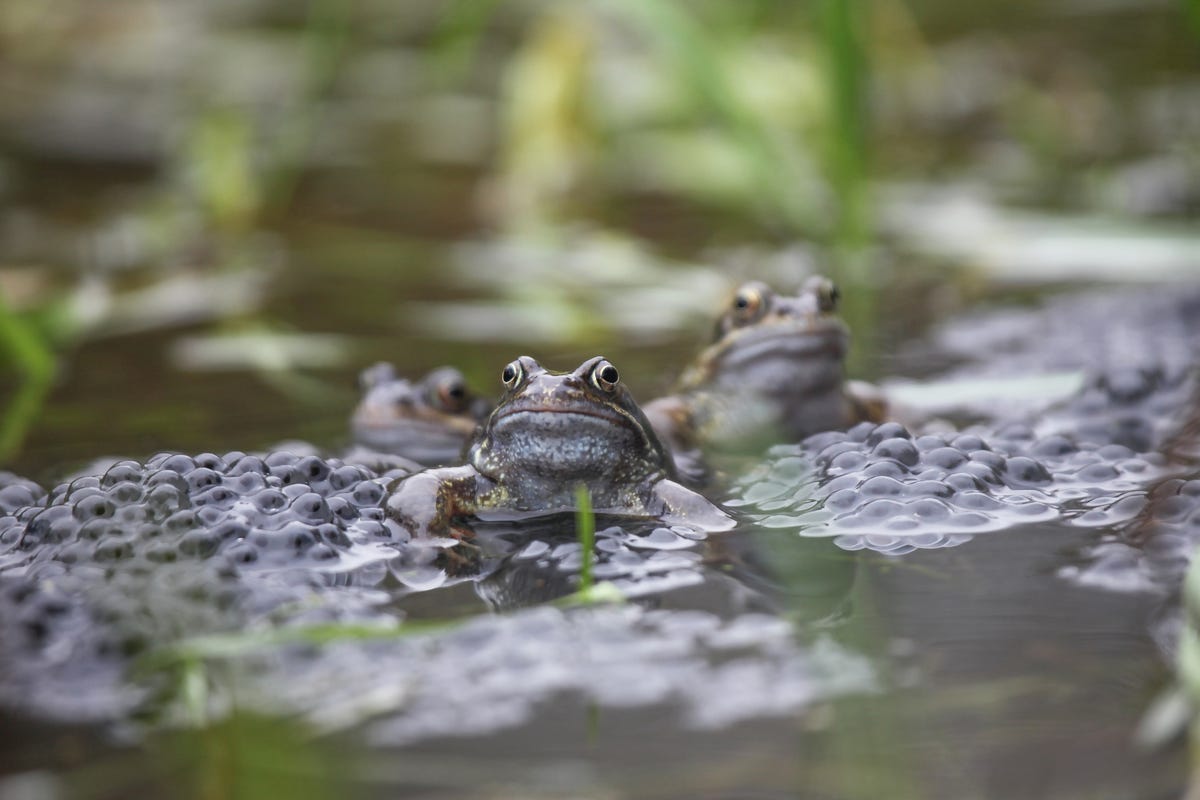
645;277;886;470
351;363;491;467
385;356;734;538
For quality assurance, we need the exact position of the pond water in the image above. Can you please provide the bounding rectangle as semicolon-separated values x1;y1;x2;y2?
2;2;1199;798
1;272;1196;800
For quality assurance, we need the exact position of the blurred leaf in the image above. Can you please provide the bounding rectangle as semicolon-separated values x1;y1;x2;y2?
605;0;821;232
429;0;504;83
884;371;1087;416
184;110;261;233
142;620;452;671
496;7;598;231
0;288;55;461
169;330;351;372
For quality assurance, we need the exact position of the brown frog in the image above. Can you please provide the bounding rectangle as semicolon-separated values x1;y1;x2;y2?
645;277;885;471
351;363;491;467
385;356;734;538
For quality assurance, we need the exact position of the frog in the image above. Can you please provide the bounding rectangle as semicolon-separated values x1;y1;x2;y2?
384;356;735;539
644;276;886;474
350;362;492;467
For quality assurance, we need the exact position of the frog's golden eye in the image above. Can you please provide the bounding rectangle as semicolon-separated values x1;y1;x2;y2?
436;378;469;412
731;284;766;324
501;360;523;389
591;360;620;391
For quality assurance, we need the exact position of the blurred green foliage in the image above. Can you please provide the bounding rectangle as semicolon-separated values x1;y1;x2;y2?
0;291;55;461
3;0;1197;464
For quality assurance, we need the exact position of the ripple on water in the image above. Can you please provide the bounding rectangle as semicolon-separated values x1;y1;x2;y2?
1062;475;1200;597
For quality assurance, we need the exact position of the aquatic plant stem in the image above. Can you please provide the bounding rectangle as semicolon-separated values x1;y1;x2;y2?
820;0;876;377
575;483;595;592
821;0;870;254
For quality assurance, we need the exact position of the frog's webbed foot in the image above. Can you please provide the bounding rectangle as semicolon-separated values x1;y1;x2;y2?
647;478;736;533
385;466;479;539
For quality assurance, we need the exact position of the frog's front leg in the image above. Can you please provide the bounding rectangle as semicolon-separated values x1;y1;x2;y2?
385;466;484;539
646;478;736;533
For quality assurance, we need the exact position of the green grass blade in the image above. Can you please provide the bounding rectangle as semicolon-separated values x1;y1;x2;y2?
575;483;595;592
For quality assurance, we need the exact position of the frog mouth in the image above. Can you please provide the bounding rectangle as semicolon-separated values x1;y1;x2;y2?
354;405;477;434
492;404;632;429
718;324;847;370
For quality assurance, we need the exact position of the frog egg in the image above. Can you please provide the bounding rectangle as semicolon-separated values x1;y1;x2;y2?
184;467;222;492
0;485;39;514
862;460;907;479
72;494;116;522
329;464;369;491
871;438;919;467
951;433;988;452
101;461;143;488
250;488;288;514
1031;435;1076;458
227;455;269;476
816;441;862;466
178;529;220;558
844;422;876;442
1002;456;1052;487
351;481;386;507
802;431;848;451
858;475;906;498
914;434;949;452
294;456;332;484
865;422;911;446
264;451;301;467
149;453;197;474
289;493;332;524
145;483;186;515
193;452;226;471
926;447;968;470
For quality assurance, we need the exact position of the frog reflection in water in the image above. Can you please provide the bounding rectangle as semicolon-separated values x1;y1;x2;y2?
351;363;491;467
385;356;734;538
645;277;886;473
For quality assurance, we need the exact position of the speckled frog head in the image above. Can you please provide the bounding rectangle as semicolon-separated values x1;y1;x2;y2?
385;356;734;539
680;276;849;399
469;355;676;511
351;363;490;466
644;276;885;474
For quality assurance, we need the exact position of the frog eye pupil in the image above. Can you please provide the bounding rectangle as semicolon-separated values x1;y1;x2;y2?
447;384;465;399
734;295;750;309
599;365;619;385
502;365;517;385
